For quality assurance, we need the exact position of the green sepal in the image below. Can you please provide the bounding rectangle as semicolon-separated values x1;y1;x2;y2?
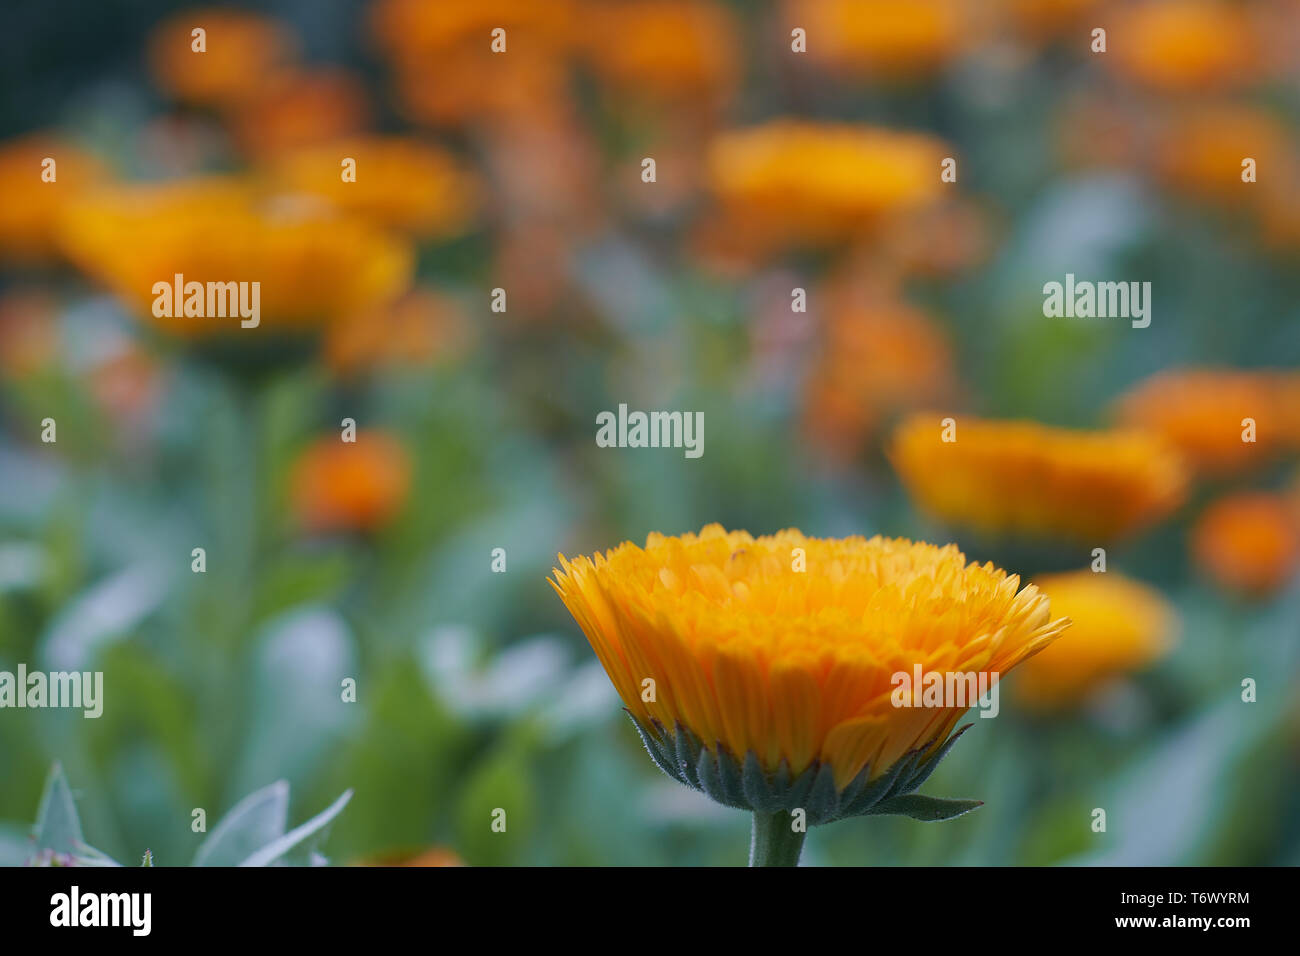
866;794;984;821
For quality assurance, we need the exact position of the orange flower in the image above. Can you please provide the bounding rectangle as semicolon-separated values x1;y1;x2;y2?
1106;1;1261;93
264;137;479;238
1151;105;1296;208
289;431;412;533
325;288;472;378
370;0;576;68
579;0;740;109
705;121;950;252
802;299;956;461
1190;493;1300;597
785;0;970;80
58;179;413;339
552;525;1068;791
229;70;369;160
0;135;107;264
1114;368;1300;476
889;414;1188;543
147;9;296;110
1013;570;1176;710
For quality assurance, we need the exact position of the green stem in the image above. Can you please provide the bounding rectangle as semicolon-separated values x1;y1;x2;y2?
749;810;807;867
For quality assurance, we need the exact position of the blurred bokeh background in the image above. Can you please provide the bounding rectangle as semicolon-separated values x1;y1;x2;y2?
1;0;1299;865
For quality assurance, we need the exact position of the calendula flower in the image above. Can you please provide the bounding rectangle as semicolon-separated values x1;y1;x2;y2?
1106;1;1261;93
889;414;1188;543
802;298;956;462
264;137;479;238
1151;105;1295;208
370;0;576;69
1115;368;1300;476
289;431;412;534
784;0;969;80
147;9;296;110
578;0;739;109
551;525;1068;865
1013;570;1176;710
0;135;106;264
705;121;950;252
58;179;413;340
1190;493;1300;598
228;70;370;160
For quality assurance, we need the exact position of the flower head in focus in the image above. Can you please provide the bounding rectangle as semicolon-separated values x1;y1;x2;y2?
889;414;1188;543
551;525;1068;827
1013;570;1176;710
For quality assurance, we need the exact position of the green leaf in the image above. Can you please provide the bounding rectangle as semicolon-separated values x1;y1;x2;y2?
867;794;984;822
238;789;353;867
192;781;290;867
33;763;83;855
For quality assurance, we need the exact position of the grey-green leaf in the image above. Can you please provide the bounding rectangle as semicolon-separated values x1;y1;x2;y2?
237;789;353;867
192;780;290;867
33;764;83;855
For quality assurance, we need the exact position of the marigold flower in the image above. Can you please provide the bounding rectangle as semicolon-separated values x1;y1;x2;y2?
289;431;412;534
802;299;956;461
58;179;413;339
551;525;1068;855
147;9;296;110
1106;1;1261;93
889;415;1188;542
1190;493;1300;598
1114;368;1300;476
579;0;740;109
1013;570;1176;710
264;137;479;238
228;70;370;160
0;135;107;264
784;0;969;80
705;121;950;252
1151;105;1295;208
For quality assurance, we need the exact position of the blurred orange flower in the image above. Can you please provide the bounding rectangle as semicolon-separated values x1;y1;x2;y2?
1190;492;1300;598
1014;570;1176;710
1106;0;1261;93
325;288;472;379
355;846;465;867
147;9;296;110
0;135;107;264
370;0;576;68
785;0;970;80
264;137;479;238
1151;104;1296;208
705;121;950;253
802;299;956;461
59;179;413;339
1115;368;1300;477
229;70;369;160
579;0;740;109
890;414;1188;542
289;431;412;534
